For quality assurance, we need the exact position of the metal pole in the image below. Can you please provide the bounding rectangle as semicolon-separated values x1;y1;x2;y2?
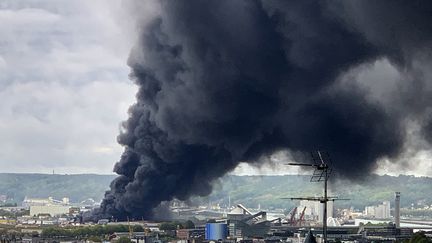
323;167;327;243
286;151;340;243
317;150;328;243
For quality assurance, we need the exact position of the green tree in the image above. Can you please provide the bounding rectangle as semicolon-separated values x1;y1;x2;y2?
406;232;432;243
87;236;102;242
132;225;144;232
160;222;177;231
183;220;195;229
117;236;132;243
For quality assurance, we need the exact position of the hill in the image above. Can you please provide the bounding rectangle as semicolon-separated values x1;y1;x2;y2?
0;173;115;204
205;174;432;210
0;173;430;210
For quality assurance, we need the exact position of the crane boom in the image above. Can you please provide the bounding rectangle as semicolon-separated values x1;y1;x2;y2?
298;206;307;226
289;207;297;224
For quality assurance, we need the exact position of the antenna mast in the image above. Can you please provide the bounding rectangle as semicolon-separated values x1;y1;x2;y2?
285;151;345;243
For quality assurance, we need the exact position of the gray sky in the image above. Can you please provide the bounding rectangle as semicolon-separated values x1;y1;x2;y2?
0;0;430;176
0;0;136;174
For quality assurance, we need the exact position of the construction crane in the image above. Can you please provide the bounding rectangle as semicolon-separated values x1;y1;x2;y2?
284;206;307;226
288;207;297;225
298;206;307;226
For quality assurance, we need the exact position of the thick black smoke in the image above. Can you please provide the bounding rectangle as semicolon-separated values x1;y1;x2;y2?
94;0;432;220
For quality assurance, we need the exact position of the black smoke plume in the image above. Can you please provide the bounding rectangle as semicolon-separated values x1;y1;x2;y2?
93;0;432;220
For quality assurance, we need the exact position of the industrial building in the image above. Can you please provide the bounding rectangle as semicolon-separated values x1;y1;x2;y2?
29;205;71;217
22;196;70;208
177;228;205;239
358;223;413;241
23;196;73;217
227;204;271;238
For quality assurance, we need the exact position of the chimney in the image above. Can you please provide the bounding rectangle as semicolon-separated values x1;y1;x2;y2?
395;192;400;228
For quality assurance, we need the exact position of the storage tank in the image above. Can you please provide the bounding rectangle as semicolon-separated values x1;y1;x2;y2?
205;223;228;240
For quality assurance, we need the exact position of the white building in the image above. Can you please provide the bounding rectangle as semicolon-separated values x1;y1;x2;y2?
22;197;51;208
384;201;391;218
30;205;71;217
299;200;318;218
364;201;391;219
22;196;70;208
318;200;333;222
365;206;375;216
299;200;333;222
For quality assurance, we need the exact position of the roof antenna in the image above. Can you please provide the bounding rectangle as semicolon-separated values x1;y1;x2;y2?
283;151;349;243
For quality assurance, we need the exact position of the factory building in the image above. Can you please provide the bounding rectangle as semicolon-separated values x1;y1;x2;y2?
227;204;271;238
25;196;72;217
177;228;205;239
23;196;70;208
30;205;71;217
358;223;412;240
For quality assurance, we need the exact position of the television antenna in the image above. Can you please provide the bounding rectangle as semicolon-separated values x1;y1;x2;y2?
282;151;348;243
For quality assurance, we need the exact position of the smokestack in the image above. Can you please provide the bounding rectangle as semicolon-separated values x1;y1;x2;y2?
395;192;400;228
90;1;432;220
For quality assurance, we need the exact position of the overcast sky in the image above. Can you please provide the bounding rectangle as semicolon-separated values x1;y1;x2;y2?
0;1;430;176
0;0;137;174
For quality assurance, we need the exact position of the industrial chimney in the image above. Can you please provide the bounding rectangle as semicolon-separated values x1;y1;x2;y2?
395;192;400;228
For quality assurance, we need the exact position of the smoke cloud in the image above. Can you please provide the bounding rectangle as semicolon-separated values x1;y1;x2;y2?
93;0;432;220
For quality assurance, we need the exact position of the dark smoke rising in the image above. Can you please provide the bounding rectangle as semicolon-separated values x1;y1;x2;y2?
93;0;432;220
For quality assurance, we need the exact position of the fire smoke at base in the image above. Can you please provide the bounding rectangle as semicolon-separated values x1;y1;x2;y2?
91;1;432;220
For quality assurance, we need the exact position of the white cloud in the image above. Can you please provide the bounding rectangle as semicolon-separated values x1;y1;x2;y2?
230;150;310;176
0;0;139;173
0;80;136;174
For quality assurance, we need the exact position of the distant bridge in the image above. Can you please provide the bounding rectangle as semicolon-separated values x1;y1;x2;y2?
400;219;432;228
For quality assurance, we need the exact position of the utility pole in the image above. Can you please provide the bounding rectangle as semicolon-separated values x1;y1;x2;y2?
320;151;328;242
284;151;347;243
